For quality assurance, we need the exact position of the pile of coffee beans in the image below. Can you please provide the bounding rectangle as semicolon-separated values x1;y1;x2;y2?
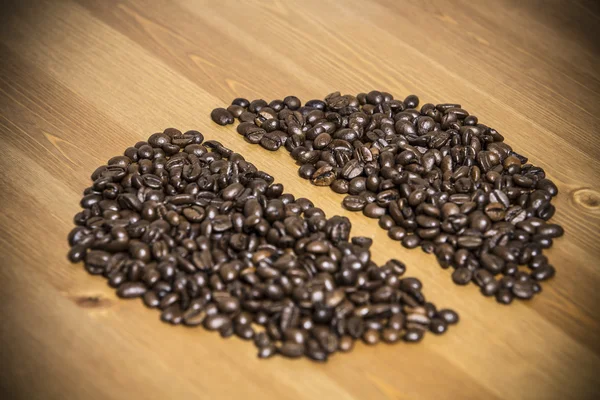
67;128;457;361
211;92;564;304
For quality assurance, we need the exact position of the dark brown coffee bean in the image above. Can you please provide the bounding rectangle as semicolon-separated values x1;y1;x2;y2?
260;131;282;151
342;195;366;211
311;165;336;186
279;342;305;358
203;314;232;331
452;267;472;285
362;329;380;345
75;123;466;361
480;252;505;275
388;227;406;241
305;339;327;362
403;328;424;342
512;281;535;299
142;290;160;308
496;289;514;305
117;282;147;298
429;318;447;334
438;309;459;325
257;344;276;358
211;108;234;125
402;235;421;249
338;335;354;352
331;179;349;194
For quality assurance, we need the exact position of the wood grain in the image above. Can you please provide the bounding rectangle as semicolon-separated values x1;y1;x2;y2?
1;0;599;399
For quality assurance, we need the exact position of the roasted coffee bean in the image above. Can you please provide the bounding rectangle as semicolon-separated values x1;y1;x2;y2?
452;267;472;285
381;328;400;343
402;235;421;249
496;289;514;305
211;108;234;125
342;195;367;211
213;92;563;303
338;335;354;352
331;179;349;194
512;281;535;299
480;252;505;275
260;131;282;151
117;282;147;298
363;203;386;218
388;227;407;241
70;130;457;362
257;344;277;358
438;309;459;325
429;318;447;334
403;328;424;343
311;165;336;186
362;329;380;345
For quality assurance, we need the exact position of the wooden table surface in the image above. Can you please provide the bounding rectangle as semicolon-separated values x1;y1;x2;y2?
1;0;599;399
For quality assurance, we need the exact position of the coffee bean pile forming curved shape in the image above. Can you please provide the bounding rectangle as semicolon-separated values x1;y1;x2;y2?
67;128;458;361
211;92;564;304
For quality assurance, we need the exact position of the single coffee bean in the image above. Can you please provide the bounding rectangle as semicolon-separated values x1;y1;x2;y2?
342;195;366;211
260;131;282;151
117;282;147;298
452;267;472;285
438;309;459;325
331;179;349;194
211;108;234;125
388;226;406;241
403;328;424;342
512;281;535;300
429;318;447;334
496;289;514;305
279;341;305;358
402;235;421;249
362;329;380;345
338;335;354;352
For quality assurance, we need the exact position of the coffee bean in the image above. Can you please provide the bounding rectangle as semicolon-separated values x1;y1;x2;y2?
452;267;472;285
117;282;147;298
362;329;380;345
331;179;349;194
531;264;555;281
429;318;447;334
203;314;232;331
342;195;366;211
213;92;563;303
279;341;305;358
338;335;354;352
480;252;505;275
403;328;424;342
257;344;276;358
260;131;282;151
512;281;535;299
71;128;459;362
402;235;421;249
496;289;514;305
211;108;234;125
480;279;500;296
438;309;459;325
311;165;336;186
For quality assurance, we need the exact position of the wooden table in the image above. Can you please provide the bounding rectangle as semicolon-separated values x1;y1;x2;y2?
1;0;599;399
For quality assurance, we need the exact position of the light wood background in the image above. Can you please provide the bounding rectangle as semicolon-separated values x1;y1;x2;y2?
1;0;599;399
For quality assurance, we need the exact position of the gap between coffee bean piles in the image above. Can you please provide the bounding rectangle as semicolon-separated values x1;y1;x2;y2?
67;129;457;362
211;91;564;304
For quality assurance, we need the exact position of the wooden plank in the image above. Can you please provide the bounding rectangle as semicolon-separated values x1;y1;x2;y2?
1;0;599;399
